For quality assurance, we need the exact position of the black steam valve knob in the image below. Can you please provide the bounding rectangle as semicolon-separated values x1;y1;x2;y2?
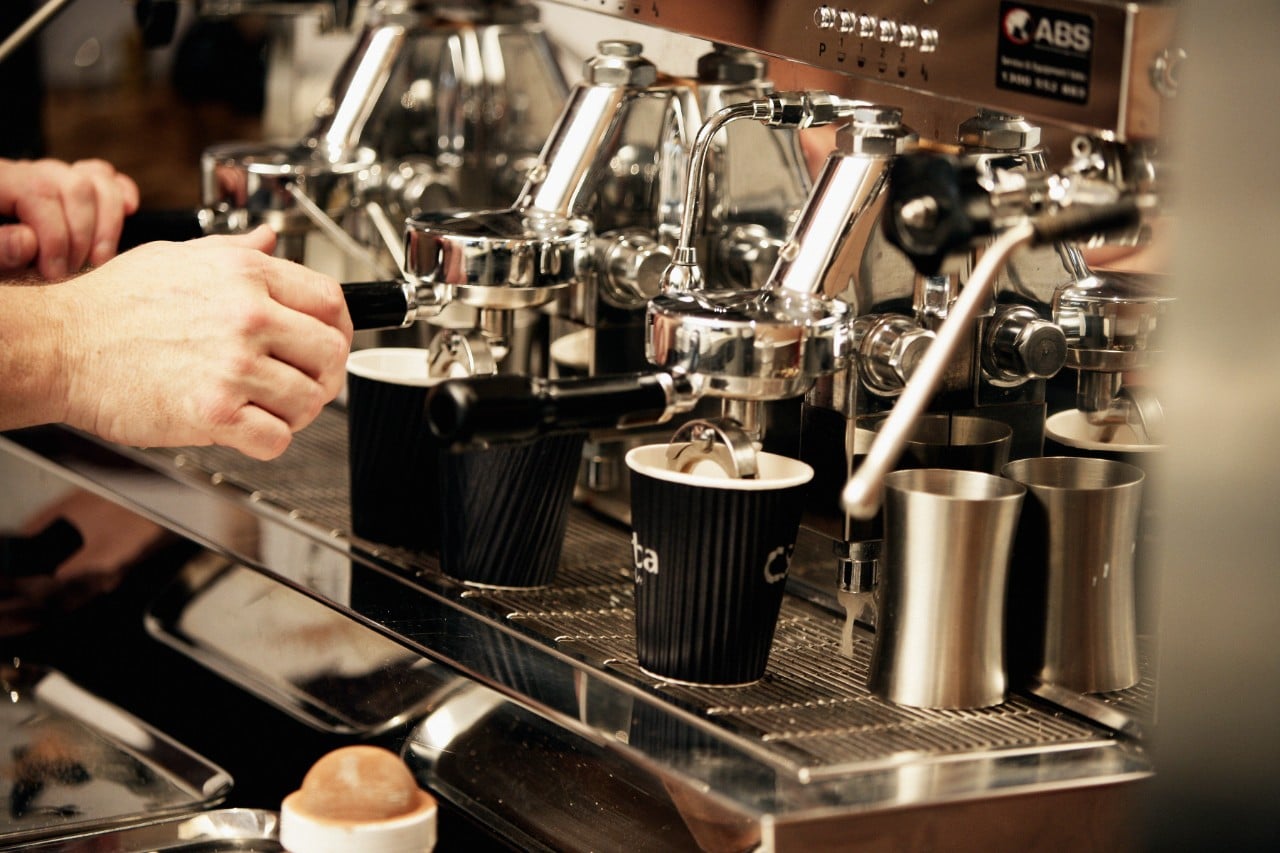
883;152;996;276
983;304;1068;386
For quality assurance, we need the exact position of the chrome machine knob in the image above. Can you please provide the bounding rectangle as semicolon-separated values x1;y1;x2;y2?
854;314;936;396
585;39;657;87
983;304;1068;385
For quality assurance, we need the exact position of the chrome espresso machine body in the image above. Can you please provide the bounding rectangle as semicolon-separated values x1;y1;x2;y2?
0;1;1181;850
198;0;570;283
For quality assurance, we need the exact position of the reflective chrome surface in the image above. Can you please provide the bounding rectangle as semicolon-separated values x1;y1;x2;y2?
405;209;590;308
869;468;1025;709
765;105;916;303
0;661;233;847
201;1;569;283
540;0;1180;140
1003;456;1145;695
145;554;448;735
1055;272;1172;443
842;223;1039;519
646;288;850;400
17;808;281;852
535;41;815;369
201;141;380;274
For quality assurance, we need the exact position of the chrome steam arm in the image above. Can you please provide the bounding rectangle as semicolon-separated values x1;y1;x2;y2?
841;151;1149;520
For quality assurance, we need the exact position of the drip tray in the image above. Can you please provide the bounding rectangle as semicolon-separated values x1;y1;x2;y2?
139;407;1142;786
0;662;233;849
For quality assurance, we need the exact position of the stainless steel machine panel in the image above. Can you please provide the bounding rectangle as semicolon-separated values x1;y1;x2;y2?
541;0;1180;139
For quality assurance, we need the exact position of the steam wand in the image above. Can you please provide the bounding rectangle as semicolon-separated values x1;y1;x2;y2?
842;150;1146;519
840;221;1037;519
662;91;857;292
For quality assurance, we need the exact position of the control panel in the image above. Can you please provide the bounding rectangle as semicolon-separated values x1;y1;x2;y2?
540;0;1181;140
811;5;939;55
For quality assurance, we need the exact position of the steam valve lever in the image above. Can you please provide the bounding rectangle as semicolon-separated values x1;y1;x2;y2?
883;151;1145;275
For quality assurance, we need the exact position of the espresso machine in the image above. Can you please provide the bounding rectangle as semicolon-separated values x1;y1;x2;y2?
365;34;821;515
0;1;1182;850
198;0;569;285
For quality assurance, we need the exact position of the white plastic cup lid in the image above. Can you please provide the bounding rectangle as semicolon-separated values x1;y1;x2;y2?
625;444;813;491
346;348;441;388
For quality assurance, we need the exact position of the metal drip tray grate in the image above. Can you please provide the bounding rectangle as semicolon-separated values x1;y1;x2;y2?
149;407;1128;781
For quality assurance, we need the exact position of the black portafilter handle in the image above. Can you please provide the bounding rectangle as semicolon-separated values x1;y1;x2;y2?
117;209;207;250
341;280;413;330
427;372;675;444
883;151;1143;276
2;209;207;253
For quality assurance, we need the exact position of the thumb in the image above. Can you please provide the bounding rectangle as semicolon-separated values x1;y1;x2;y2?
0;223;38;272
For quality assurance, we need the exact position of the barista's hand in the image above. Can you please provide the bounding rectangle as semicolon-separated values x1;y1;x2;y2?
0;157;141;280
44;226;353;459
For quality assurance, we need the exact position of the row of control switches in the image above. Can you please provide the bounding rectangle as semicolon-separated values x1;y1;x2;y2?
812;6;938;53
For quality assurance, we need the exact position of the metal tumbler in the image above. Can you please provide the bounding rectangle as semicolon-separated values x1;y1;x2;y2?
1003;456;1145;694
869;468;1026;709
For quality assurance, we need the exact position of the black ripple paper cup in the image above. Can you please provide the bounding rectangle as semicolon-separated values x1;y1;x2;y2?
626;445;814;686
438;431;586;588
346;348;443;555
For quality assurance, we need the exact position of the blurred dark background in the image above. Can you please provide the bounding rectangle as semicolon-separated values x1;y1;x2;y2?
0;0;266;207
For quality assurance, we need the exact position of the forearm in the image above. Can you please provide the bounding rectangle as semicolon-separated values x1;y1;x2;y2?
0;282;74;430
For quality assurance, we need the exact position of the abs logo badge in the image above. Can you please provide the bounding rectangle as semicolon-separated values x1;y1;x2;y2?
996;1;1093;104
1001;4;1092;55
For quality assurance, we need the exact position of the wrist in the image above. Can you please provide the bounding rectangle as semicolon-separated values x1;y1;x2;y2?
0;281;79;430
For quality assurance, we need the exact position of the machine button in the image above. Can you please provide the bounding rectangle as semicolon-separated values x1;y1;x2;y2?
878;19;899;43
898;24;919;49
857;14;878;39
919;27;940;53
814;6;837;29
837;9;857;33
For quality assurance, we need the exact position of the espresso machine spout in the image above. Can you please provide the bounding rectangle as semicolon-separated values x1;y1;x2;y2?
423;88;869;457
